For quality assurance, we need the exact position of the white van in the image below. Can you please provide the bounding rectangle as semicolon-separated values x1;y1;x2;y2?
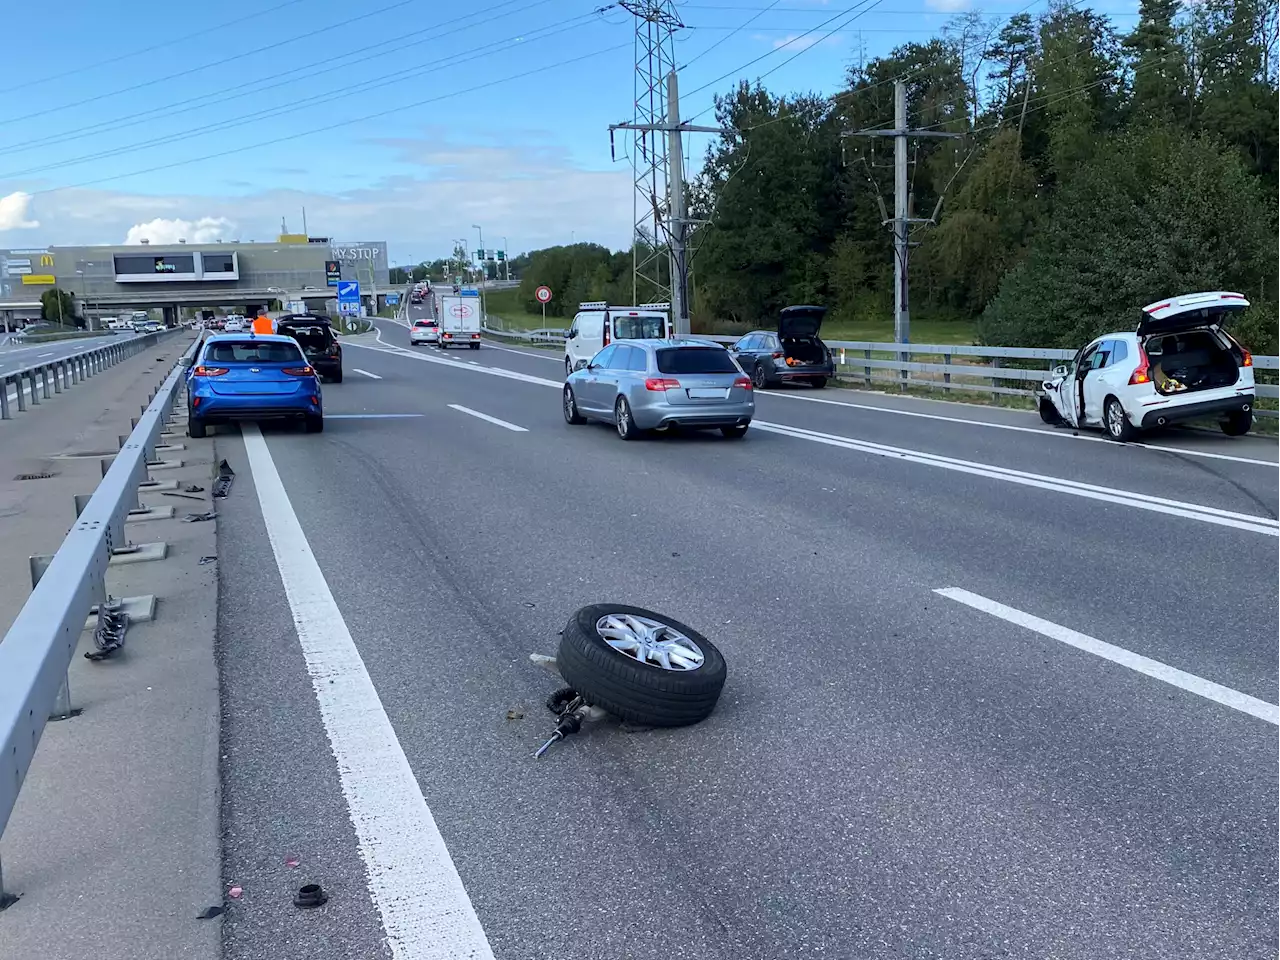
563;302;670;377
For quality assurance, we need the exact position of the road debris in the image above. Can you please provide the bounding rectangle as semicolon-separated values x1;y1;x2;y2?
212;460;235;499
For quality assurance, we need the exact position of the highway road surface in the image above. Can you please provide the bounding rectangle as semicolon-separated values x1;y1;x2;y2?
206;299;1278;960
0;330;142;377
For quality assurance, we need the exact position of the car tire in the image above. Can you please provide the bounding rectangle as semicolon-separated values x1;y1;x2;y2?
1221;410;1252;436
812;377;827;389
752;364;768;390
305;416;324;434
188;417;207;439
556;604;727;728
564;357;573;378
721;425;748;439
1104;396;1136;442
331;369;343;383
563;385;586;425
615;396;642;440
470;343;480;350
1038;398;1063;426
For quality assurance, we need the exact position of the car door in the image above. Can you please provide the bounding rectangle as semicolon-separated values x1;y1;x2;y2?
1081;339;1115;425
596;345;631;418
731;335;760;372
577;344;616;413
1055;343;1096;428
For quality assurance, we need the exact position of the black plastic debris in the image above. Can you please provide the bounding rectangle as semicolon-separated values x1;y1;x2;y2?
196;905;225;920
164;492;205;501
85;597;128;661
183;483;205;493
212;460;235;499
182;511;217;523
199;555;217;565
293;883;328;909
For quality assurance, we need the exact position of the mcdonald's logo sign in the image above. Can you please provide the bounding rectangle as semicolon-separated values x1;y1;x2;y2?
39;254;54;267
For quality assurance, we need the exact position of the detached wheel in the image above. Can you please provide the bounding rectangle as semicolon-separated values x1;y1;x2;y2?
1222;409;1252;436
1038;398;1063;426
1104;396;1136;442
563;385;586;424
556;604;727;727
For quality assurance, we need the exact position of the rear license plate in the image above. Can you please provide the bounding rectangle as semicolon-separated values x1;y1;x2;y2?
687;388;729;400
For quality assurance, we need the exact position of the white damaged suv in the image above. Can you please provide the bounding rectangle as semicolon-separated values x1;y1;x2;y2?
1038;291;1256;440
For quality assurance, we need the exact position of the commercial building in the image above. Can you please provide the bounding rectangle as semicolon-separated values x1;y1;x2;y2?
0;237;390;326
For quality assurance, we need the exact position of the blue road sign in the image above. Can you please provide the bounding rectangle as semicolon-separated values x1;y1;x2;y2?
339;301;359;317
386;292;400;305
337;280;360;305
460;287;480;297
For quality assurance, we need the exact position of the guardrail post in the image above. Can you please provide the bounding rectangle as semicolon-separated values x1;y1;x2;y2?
52;363;62;394
27;371;39;405
863;349;872;387
990;357;1000;403
0;376;10;420
15;373;26;411
944;352;952;388
28;557;77;723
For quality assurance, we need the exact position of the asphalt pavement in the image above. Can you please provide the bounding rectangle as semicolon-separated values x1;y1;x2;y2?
200;301;1279;960
0;330;142;377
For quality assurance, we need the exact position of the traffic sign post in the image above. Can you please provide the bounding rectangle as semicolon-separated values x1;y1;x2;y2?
337;280;360;328
535;285;552;324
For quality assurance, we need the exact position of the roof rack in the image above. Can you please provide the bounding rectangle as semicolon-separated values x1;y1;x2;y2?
578;301;607;310
638;302;671;310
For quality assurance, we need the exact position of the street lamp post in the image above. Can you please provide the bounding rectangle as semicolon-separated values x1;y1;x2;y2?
503;236;510;282
471;224;487;321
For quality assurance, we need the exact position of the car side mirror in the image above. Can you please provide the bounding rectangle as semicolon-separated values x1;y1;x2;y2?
179;356;193;367
1051;364;1068;378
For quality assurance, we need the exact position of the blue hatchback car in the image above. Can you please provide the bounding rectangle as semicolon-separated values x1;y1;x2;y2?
185;333;324;438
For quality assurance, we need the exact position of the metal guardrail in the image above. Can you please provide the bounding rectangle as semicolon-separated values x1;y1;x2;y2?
479;326;1279;416
0;335;201;889
1;327;186;421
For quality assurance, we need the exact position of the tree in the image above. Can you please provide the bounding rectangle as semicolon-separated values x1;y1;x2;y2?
40;288;76;325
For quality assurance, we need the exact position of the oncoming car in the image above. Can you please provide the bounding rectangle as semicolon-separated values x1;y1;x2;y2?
562;340;754;440
184;333;324;438
410;319;439;344
1037;291;1256;440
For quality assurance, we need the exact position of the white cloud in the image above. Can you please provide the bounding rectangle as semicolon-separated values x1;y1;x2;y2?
924;0;970;11
0;191;39;230
123;216;235;245
1;136;634;261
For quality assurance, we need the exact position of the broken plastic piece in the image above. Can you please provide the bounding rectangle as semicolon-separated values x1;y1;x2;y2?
293;883;328;909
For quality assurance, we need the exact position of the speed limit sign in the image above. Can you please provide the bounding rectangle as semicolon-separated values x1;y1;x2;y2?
534;285;552;304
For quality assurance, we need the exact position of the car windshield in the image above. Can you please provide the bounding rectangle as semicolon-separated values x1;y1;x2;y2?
205;340;305;364
613;314;665;339
655;346;738;374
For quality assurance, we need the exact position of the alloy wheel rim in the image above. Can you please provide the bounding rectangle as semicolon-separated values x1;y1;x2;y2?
595;614;704;671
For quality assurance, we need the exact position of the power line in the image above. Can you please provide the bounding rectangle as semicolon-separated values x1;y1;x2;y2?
0;0;550;161
0;0;422;129
0;0;309;96
29;41;632;198
679;0;786;68
0;12;606;181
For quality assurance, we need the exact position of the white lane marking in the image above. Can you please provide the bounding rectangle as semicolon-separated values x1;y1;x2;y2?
480;339;562;361
468;360;479;365
37;352;54;358
936;587;1280;726
447;403;528;432
353;368;383;379
240;422;497;960
352;336;1275;534
758;386;1278;468
753;420;1278;537
325;413;424;419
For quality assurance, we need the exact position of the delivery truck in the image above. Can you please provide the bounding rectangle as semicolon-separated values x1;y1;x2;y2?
437;294;481;349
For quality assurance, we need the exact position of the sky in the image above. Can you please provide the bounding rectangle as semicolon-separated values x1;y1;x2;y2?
0;0;1140;266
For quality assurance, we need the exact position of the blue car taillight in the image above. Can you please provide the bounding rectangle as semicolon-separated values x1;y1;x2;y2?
283;366;315;377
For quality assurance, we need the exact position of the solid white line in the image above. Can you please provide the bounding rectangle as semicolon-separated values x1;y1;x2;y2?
240;423;497;960
480;339;562;361
935;587;1280;726
353;335;1276;535
763;389;1279;468
37;352;53;358
753;420;1279;537
353;368;383;379
447;403;528;432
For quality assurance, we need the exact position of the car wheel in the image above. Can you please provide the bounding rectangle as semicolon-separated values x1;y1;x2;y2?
614;396;641;440
1221;410;1252;436
187;417;207;439
564;357;573;378
752;364;768;390
556;604;727;727
812;377;827;389
331;369;343;383
305;416;324;434
470;343;480;350
721;425;748;439
1104;396;1136;442
563;385;586;425
1038;398;1063;426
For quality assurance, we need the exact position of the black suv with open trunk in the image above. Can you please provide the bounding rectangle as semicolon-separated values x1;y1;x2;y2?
275;314;343;383
728;305;836;389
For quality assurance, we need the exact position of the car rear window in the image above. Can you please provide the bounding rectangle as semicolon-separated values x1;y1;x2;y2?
655;346;738;374
612;314;666;339
205;341;305;364
414;320;433;327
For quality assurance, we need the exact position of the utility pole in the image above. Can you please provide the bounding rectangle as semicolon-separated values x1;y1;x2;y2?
847;79;960;376
611;70;726;336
